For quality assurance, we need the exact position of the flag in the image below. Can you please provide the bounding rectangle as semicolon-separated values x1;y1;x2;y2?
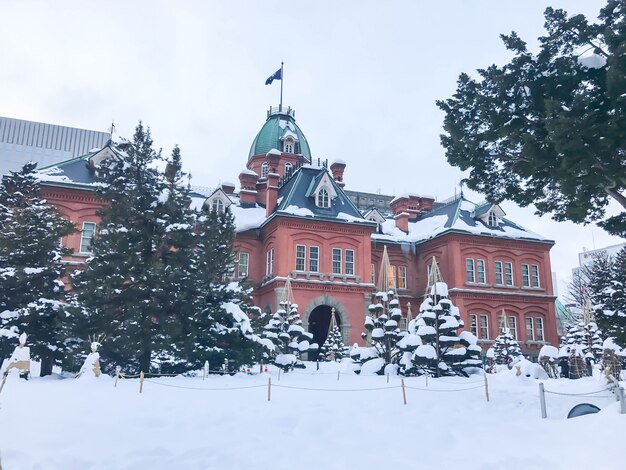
265;68;282;85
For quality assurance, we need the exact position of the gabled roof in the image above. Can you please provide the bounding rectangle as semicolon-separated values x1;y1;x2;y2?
372;196;550;245
272;165;373;225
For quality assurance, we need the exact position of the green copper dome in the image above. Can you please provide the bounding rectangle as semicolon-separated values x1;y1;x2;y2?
248;106;312;162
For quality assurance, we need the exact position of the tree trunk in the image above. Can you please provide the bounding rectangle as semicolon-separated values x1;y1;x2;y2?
40;355;53;377
605;188;626;210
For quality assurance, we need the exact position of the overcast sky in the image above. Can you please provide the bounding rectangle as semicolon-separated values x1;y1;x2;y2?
2;0;623;298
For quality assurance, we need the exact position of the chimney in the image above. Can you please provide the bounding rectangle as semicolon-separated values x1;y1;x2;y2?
238;171;258;206
395;212;410;233
221;182;235;195
390;195;412;232
266;171;280;217
330;160;346;188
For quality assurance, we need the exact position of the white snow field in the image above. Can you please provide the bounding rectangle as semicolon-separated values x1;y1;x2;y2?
0;362;624;470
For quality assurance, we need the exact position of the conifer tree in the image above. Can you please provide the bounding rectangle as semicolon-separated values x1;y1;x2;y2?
262;302;312;371
492;324;523;369
593;248;626;346
0;162;75;376
319;308;348;362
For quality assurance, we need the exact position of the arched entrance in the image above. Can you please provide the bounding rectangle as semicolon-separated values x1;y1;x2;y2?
308;305;341;360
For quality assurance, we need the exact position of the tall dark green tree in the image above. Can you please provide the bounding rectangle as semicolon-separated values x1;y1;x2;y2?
437;1;626;236
594;248;626;346
0;162;76;376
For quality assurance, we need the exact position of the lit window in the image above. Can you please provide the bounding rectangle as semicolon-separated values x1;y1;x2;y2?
265;248;274;277
332;248;342;274
466;258;475;283
526;317;534;340
470;314;478;336
212;199;224;214
476;259;486;283
495;261;503;285
535;317;544;341
398;266;407;289
531;265;540;288
389;265;397;289
237;252;249;278
505;262;514;286
285;162;293;176
345;249;355;275
488;212;498;226
261;162;268;178
80;222;96;253
479;315;489;339
295;245;306;271
309;246;319;272
317;188;330;208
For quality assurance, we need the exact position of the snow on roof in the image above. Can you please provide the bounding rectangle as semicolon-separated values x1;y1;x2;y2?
390;193;435;204
331;158;346;165
240;169;258;176
278;119;295;131
230;203;267;232
279;205;315;218
266;148;282;156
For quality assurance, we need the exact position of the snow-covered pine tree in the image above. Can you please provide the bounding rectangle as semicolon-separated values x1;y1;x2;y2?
262;298;312;371
593;247;626;348
0;162;76;376
492;320;523;369
319;308;348;362
410;283;481;377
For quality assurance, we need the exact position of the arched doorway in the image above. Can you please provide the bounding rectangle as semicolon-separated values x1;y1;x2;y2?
308;305;341;360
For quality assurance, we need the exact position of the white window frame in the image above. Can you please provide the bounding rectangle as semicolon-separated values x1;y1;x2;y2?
535;317;544;341
504;262;514;286
237;252;249;278
345;249;355;275
476;259;486;284
332;248;342;274
531;265;540;288
285;162;293;176
317;188;330;208
212;198;224;214
479;314;489;339
261;162;268;178
526;317;535;341
284;139;294;153
469;314;478;336
265;248;274;277
466;258;475;283
521;263;530;287
295;244;306;271
309;246;319;273
79;221;97;253
500;316;517;339
488;212;498;226
398;266;407;289
495;261;503;285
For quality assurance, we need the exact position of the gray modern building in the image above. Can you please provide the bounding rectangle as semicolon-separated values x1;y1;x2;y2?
0;116;110;176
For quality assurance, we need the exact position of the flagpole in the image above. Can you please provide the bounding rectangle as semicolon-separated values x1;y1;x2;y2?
280;61;284;111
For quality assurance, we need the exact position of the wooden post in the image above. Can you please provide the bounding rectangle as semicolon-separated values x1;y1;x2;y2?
139;371;145;394
386;372;390;383
203;361;209;380
337;370;340;381
401;379;407;405
267;377;272;402
278;369;281;381
484;371;490;402
539;383;547;419
619;387;626;414
0;374;7;395
114;367;121;388
425;374;428;387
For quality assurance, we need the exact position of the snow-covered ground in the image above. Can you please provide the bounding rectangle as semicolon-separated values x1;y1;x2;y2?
0;362;624;470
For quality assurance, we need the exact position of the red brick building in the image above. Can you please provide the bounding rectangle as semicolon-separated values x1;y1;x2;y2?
37;105;558;357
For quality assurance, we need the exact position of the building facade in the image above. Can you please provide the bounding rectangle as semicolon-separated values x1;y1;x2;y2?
34;105;559;357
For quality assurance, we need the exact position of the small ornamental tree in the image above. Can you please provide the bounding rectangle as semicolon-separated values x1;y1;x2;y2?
492;325;523;369
0;162;76;376
319;309;348;362
263;302;312;371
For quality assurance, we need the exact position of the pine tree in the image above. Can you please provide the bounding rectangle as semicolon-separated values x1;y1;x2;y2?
492;324;523;369
319;309;348;362
593;247;626;346
262;302;312;371
0;162;76;376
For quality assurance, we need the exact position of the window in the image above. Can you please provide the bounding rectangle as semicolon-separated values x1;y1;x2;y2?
388;265;397;289
531;265;540;288
522;264;530;287
476;259;486;283
285;162;293;176
499;315;517;339
345;249;355;275
479;315;489;339
237;252;249;278
466;258;475;283
265;248;274;276
495;261;503;285
398;266;407;289
284;139;294;153
317;188;330;208
505;262;514;286
488;212;498;226
427;259;440;280
80;222;96;253
212;198;224;214
526;317;535;341
535;317;544;341
295;245;306;271
261;162;268;178
332;248;342;274
309;246;319;272
469;314;478;336
371;263;376;284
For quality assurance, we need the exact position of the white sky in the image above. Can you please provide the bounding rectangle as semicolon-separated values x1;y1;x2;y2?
1;0;623;298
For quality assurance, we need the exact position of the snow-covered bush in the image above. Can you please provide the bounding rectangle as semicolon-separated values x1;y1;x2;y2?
262;302;312;371
492;326;522;369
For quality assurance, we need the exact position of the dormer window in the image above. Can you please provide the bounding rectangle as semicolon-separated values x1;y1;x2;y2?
285;162;293;176
317;188;330;208
488;211;499;226
284;138;294;153
212;199;225;213
261;162;268;178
